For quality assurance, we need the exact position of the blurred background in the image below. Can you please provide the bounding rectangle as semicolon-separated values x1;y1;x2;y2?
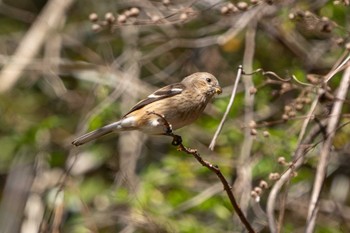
0;0;349;232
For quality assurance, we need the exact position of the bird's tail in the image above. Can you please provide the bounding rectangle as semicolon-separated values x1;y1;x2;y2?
72;121;122;146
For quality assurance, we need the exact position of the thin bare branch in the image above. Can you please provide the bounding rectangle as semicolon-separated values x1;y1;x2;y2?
296;89;324;146
209;65;242;150
266;120;327;233
176;141;256;233
325;51;350;82
305;66;350;233
149;112;256;233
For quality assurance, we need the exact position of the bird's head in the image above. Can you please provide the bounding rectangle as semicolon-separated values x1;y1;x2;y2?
183;72;222;96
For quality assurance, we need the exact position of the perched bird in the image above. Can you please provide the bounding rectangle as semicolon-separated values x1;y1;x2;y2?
72;72;222;146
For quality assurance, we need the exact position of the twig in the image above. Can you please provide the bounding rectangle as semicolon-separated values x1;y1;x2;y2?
266;73;347;232
245;68;315;87
243;69;291;82
272;87;323;233
291;75;314;87
296;88;324;146
266;120;327;233
176;143;256;233
148;112;256;233
305;66;350;233
276;178;290;233
209;65;242;150
324;51;350;82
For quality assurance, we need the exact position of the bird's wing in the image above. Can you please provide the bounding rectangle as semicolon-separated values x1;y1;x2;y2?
123;83;185;117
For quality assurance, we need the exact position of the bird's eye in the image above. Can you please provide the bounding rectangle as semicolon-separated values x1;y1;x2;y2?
206;78;212;83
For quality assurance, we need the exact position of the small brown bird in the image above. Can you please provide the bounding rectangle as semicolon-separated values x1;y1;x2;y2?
72;72;222;146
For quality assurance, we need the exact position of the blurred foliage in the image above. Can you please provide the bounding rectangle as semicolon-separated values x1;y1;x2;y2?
0;0;350;233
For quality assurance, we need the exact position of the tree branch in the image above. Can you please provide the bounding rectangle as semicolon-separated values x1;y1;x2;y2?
148;112;256;233
305;65;350;233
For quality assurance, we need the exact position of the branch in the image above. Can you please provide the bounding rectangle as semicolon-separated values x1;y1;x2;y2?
305;66;350;233
266;120;327;233
148;112;256;233
209;65;242;150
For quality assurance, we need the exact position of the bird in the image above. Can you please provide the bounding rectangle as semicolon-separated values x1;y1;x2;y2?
72;72;222;146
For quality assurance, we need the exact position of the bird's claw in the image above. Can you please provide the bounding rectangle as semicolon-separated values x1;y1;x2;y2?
172;135;182;146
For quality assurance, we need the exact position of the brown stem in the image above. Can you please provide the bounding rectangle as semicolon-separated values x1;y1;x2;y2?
148;111;256;233
176;142;255;233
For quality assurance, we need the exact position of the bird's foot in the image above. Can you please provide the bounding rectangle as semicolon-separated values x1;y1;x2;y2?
171;135;182;146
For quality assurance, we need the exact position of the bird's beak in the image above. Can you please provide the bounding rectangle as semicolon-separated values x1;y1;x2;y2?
214;86;222;95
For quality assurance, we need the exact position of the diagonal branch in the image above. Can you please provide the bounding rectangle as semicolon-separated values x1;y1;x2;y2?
149;112;256;233
266;119;327;233
305;66;350;233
